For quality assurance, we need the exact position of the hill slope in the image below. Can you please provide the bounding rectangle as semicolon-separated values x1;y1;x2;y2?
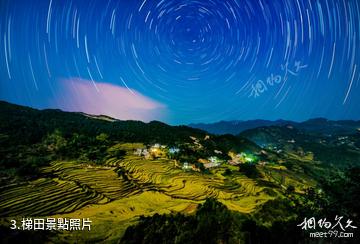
240;125;360;168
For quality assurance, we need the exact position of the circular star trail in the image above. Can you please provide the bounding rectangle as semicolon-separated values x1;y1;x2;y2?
0;0;360;124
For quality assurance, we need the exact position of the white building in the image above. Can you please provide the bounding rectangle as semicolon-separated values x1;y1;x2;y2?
134;148;149;157
182;162;192;170
208;156;219;163
169;147;180;154
204;162;220;169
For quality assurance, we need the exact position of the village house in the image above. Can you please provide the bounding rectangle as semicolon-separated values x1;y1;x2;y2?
204;162;221;169
198;158;208;164
134;148;149;157
148;143;169;158
168;147;180;154
208;156;220;163
153;143;161;148
228;160;239;166
258;161;267;166
182;162;192;170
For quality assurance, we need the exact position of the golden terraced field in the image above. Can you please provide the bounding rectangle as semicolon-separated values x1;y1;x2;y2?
0;143;293;242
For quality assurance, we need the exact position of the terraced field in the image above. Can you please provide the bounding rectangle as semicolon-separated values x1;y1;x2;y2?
0;143;279;242
0;161;139;218
0;177;104;217
111;155;271;212
42;162;141;200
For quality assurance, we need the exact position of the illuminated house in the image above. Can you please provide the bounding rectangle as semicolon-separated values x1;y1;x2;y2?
228;160;239;166
205;156;221;168
182;162;192;170
134;148;150;158
153;143;161;148
169;147;180;154
134;148;146;156
208;156;219;163
204;162;220;169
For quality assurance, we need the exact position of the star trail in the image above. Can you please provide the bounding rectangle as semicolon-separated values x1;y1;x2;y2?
0;0;359;124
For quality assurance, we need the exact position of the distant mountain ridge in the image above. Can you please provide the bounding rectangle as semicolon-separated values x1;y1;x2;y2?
0;100;260;153
189;118;360;135
189;120;293;135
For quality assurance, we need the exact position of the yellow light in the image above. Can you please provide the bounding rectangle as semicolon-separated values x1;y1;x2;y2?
245;157;253;162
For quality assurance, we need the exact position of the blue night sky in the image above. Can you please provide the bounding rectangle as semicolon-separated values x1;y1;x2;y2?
0;0;359;125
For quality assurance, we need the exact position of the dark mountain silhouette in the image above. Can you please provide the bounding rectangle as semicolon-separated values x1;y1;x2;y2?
190;118;360;135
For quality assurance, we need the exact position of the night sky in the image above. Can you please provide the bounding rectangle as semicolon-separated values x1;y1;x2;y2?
0;0;359;125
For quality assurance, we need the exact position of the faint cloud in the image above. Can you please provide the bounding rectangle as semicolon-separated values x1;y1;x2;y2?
52;78;167;122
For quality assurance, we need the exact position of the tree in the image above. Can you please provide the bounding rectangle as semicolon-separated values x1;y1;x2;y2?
239;163;261;178
96;133;109;143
